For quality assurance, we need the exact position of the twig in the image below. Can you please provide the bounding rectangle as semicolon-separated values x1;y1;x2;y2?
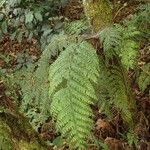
113;3;128;20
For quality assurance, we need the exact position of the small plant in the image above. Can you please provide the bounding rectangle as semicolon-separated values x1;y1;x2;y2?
0;0;69;48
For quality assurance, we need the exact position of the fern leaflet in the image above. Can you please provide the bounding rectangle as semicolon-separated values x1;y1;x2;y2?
138;62;150;92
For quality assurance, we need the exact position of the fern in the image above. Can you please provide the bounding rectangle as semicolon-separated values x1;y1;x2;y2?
65;19;88;36
14;33;71;130
124;3;150;36
99;24;140;69
46;32;70;56
98;22;140;126
98;5;150;124
15;50;51;113
7;2;150;148
99;3;150;68
138;62;150;92
49;41;100;149
99;25;122;60
98;61;135;125
109;66;135;124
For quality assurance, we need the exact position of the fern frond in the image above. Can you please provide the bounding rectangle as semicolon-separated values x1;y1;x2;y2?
109;66;134;124
119;39;139;69
124;3;150;36
99;25;122;59
14;33;72;129
99;24;140;69
46;32;70;56
98;62;135;125
34;33;72;111
15;64;36;108
138;62;150;92
49;41;100;149
138;3;150;26
65;19;88;35
118;26;140;69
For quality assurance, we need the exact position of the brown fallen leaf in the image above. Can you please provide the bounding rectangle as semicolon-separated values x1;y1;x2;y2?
105;137;130;150
95;119;115;139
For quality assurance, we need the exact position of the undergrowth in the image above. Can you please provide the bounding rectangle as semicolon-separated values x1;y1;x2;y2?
1;2;150;150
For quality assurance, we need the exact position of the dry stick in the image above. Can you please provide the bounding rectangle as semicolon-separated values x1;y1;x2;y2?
113;3;128;21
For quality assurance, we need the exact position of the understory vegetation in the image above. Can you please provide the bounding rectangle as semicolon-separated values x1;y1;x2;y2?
0;0;150;149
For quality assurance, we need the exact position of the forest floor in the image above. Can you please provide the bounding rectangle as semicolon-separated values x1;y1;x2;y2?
0;1;150;150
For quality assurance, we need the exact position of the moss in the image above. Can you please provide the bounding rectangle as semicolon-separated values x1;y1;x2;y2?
0;118;46;150
0;119;13;150
83;0;112;33
0;111;48;150
18;140;46;150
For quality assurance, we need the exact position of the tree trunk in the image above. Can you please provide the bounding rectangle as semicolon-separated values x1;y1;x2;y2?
83;0;113;33
0;110;48;150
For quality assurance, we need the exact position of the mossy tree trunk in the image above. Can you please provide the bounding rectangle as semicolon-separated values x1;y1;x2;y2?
83;0;113;33
0;82;49;150
0;110;48;150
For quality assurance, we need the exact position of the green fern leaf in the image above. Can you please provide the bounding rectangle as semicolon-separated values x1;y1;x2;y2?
119;39;139;69
98;62;135;125
14;33;72;130
65;19;88;36
124;3;150;35
49;41;100;149
138;62;150;92
99;25;122;59
109;67;133;124
99;24;140;69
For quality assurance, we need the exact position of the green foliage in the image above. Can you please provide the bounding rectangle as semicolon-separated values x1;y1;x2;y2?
52;136;64;149
127;130;138;147
0;119;13;150
0;0;69;47
14;57;50;130
98;20;148;144
0;68;18;103
138;62;150;92
98;4;150;128
13;32;71;130
99;3;150;70
99;25;122;59
49;41;100;149
1;2;150;150
124;3;150;36
98;62;135;125
99;24;140;69
65;19;88;35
